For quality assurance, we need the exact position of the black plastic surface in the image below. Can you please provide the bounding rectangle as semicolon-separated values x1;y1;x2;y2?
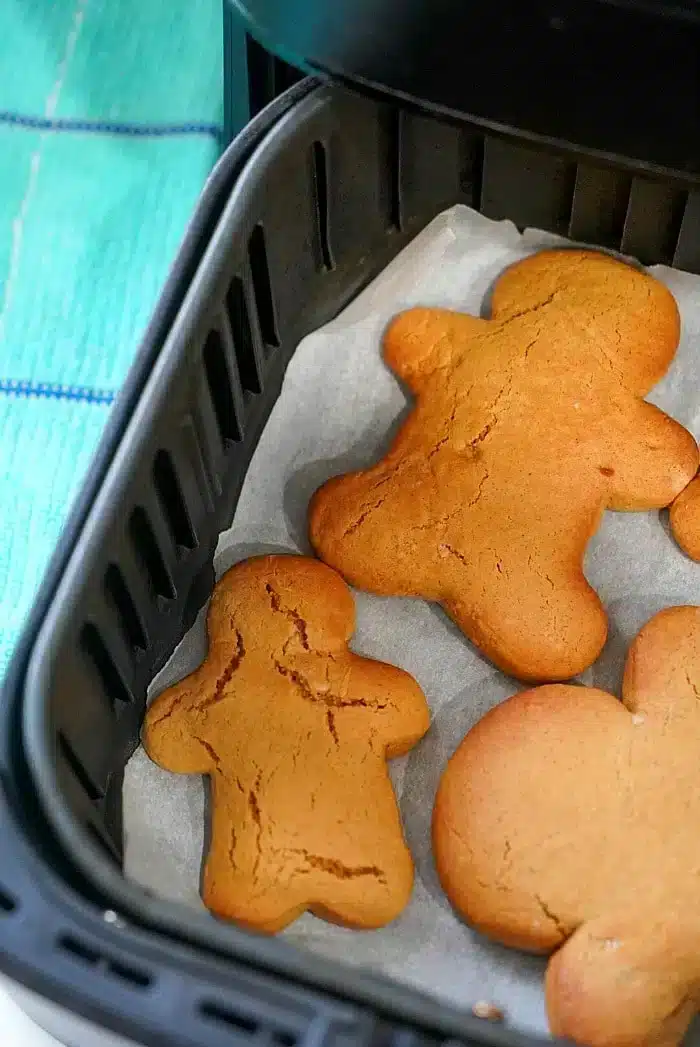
6;76;700;1047
223;3;303;146
233;0;700;180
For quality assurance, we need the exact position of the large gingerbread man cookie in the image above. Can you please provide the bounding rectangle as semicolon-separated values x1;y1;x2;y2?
310;250;698;681
433;606;700;1047
143;555;429;933
671;473;700;561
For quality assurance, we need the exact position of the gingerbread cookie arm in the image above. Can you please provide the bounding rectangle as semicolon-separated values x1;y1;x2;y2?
547;912;700;1047
345;657;430;758
143;668;216;775
143;583;249;773
604;401;698;512
670;473;700;561
383;307;487;394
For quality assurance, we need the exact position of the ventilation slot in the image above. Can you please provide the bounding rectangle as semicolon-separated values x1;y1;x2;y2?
81;623;133;706
200;1001;260;1036
58;934;152;989
568;165;631;248
0;887;17;915
248;224;280;350
181;415;215;512
129;506;175;601
245;35;277;117
481;138;576;233
462;131;484;212
59;934;100;967
153;449;197;552
673;191;700;274
312;141;334;271
273;1031;298;1047
226;277;261;395
104;564;147;653
387;108;402;231
109;960;152;989
203;329;242;445
621;179;688;266
58;731;104;802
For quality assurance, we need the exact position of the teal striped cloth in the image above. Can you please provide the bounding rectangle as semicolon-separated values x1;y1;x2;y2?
0;0;227;671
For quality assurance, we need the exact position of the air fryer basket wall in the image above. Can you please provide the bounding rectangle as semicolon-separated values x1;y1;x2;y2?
7;82;700;1047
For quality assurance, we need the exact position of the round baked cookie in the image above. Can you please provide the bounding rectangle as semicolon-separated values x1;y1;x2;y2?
433;606;700;1047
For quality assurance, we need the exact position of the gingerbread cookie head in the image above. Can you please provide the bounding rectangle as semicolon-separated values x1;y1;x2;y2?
671;473;700;561
488;249;680;390
143;555;430;933
310;250;698;682
433;606;700;1047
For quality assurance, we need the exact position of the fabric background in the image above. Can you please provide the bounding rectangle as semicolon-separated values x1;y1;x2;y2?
0;0;227;671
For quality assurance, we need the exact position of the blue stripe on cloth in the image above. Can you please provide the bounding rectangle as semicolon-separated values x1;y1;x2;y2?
0;379;115;405
0;110;221;141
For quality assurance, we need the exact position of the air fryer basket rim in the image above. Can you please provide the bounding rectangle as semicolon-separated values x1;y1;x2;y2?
15;76;700;1047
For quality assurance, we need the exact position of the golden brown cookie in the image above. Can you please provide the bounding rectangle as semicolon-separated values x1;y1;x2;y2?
433;606;700;1047
671;472;700;561
143;554;429;933
309;250;698;682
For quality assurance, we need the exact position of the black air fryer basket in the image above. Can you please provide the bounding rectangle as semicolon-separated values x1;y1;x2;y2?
4;14;700;1047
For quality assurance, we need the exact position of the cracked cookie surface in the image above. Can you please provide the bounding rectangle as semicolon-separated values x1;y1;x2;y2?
433;606;700;1047
309;250;698;682
142;554;430;933
671;473;700;561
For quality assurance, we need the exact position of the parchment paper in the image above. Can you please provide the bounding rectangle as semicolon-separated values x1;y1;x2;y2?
124;206;700;1039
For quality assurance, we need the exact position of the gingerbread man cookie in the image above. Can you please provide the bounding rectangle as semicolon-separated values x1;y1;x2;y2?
433;606;700;1047
143;555;429;933
671;473;700;561
310;250;698;682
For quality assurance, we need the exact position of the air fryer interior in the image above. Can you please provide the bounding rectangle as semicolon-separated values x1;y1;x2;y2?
235;0;700;177
20;82;700;1035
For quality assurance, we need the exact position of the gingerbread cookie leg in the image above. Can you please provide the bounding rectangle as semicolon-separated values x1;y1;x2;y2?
444;569;606;683
201;775;299;932
307;823;415;929
204;762;416;933
670;474;700;561
304;762;417;929
438;515;608;682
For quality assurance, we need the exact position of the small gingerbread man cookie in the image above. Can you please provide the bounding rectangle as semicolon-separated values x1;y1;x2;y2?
143;555;429;933
671;472;700;561
433;606;700;1047
310;250;698;682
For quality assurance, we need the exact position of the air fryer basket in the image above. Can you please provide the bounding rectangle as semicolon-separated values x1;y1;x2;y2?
5;81;700;1047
